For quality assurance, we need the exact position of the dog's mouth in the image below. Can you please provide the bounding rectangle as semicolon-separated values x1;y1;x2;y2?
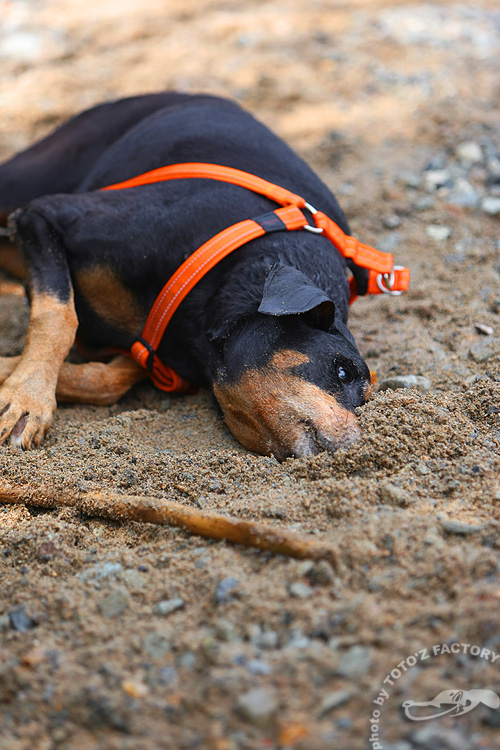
213;366;362;461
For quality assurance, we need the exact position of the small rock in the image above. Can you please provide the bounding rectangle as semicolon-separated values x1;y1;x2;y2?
378;374;431;392
337;646;372;679
0;614;11;631
215;577;239;604
157;666;178;686
383;214;401;229
97;587;130;618
177;651;196;669
410;725;470;750
481;196;500;215
318;689;352;717
258;630;279;649
379;482;413;508
214;619;240;642
446;178;480;207
154;598;185;616
143;632;172;659
236;687;277;729
77;562;123;583
8;606;36;632
469;337;500;363
440;519;485;535
426;224;451;241
413;196;434;210
456;140;483;164
425;169;451;191
121;679;149;698
246;659;272;675
296;560;315;577
289;582;313;599
475;323;494;336
309;560;335;586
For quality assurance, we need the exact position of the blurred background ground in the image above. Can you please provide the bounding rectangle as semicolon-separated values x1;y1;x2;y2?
0;1;499;749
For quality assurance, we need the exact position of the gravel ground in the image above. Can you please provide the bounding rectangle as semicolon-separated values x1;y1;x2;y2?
0;1;499;749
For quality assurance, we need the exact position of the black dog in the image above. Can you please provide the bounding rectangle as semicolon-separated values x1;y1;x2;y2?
0;92;373;460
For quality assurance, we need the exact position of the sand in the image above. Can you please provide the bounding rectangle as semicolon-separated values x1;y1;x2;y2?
0;1;499;748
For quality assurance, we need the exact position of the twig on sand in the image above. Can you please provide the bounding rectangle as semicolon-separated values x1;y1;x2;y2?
0;482;338;565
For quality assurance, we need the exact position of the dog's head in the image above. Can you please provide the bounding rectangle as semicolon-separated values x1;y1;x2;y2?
211;263;371;461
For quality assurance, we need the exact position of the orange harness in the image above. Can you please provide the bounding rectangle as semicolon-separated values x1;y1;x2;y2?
102;163;410;392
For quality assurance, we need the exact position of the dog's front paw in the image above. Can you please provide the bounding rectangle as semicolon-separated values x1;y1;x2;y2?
0;384;56;449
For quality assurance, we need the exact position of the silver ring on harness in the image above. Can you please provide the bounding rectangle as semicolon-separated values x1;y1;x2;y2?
376;265;404;296
303;202;324;234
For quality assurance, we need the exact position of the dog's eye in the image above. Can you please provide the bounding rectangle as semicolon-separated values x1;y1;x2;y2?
336;364;354;384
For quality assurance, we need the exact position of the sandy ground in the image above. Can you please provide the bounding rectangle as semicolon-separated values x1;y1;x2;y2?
0;1;499;749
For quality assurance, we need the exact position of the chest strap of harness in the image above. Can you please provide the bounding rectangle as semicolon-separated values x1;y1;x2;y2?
102;163;410;393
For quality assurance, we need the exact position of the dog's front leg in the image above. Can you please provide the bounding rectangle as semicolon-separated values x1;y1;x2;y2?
0;208;77;448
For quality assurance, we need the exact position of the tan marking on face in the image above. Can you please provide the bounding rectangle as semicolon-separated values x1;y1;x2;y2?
75;265;143;336
214;350;361;461
270;349;310;370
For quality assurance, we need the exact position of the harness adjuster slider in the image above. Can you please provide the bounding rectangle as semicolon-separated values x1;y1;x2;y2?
303;202;324;234
376;265;405;296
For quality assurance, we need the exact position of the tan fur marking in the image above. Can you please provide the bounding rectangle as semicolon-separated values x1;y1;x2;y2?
75;265;144;336
270;349;310;370
56;355;146;406
0;292;78;448
214;353;361;461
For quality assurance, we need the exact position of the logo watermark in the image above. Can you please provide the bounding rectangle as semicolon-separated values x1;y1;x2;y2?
369;642;500;749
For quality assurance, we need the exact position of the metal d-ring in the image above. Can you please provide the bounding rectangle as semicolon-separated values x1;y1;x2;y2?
303;201;324;234
376;265;404;295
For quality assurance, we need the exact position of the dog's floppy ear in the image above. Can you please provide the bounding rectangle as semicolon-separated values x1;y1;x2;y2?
258;262;335;330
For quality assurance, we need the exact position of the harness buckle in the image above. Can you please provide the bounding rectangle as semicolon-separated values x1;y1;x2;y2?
376;265;404;296
303;202;324;234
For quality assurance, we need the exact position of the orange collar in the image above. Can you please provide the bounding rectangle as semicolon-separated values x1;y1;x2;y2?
102;163;410;392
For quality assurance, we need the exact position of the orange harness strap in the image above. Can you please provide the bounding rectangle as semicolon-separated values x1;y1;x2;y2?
102;163;410;392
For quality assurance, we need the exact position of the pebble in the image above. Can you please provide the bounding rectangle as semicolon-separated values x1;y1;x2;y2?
440;519;485;535
214;577;239;604
475;322;494;336
424;168;451;191
446;178;480;207
236;687;277;729
157;666;178;686
246;659;272;675
413;196;434;210
469;337;500;363
289;581;313;599
309;560;336;586
317;689;352;717
154;598;185;616
97;587;130;618
143;632;172;659
378;374;431;392
456;140;483;164
410;726;470;750
336;645;372;679
379;482;413;508
177;651;196;669
481;196;500;215
383;214;401;229
77;562;123;583
426;224;451;241
257;630;279;649
0;614;11;631
8;606;36;632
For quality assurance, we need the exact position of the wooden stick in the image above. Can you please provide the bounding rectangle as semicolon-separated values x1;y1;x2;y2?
0;482;338;565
